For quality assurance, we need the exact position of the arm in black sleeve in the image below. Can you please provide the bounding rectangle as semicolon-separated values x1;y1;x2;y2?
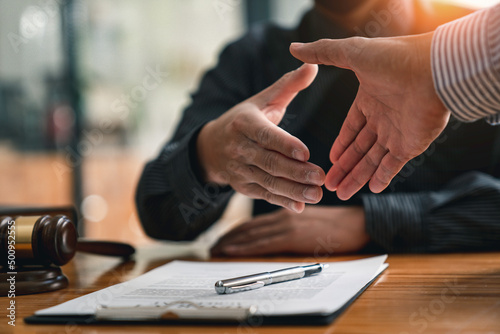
362;171;500;253
136;32;263;241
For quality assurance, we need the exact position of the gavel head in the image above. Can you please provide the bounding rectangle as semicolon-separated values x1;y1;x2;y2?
0;215;77;267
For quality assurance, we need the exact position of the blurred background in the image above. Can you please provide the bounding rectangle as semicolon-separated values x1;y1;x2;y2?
0;0;497;246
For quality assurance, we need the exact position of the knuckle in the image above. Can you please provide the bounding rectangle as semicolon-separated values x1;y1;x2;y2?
245;165;257;178
263;152;278;173
391;150;409;163
378;162;393;181
333;162;349;178
337;136;351;151
225;142;239;160
236;165;258;183
232;164;246;177
292;168;304;183
262;174;277;193
344;118;359;135
277;71;293;86
375;142;389;154
364;153;378;169
227;140;254;162
232;143;246;160
225;159;239;173
351;140;364;156
349;36;365;48
239;183;256;196
288;182;301;197
374;173;389;188
345;37;367;66
237;141;257;162
231;112;248;132
350;170;365;187
257;126;272;146
282;198;296;211
314;39;331;63
264;190;275;203
277;71;294;88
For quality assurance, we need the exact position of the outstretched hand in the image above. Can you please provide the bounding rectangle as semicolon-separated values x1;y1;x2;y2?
197;64;325;212
290;33;450;200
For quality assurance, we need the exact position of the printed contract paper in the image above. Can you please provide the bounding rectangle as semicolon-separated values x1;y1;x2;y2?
36;255;388;318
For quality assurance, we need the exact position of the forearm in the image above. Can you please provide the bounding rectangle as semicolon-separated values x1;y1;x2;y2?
135;127;234;241
431;4;500;124
363;172;500;253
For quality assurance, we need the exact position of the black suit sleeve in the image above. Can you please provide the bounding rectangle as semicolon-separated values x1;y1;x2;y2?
363;172;500;252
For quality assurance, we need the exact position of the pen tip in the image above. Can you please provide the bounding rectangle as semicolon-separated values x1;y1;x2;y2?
215;281;226;294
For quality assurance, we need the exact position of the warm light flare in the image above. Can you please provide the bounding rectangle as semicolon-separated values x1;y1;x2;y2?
439;0;500;9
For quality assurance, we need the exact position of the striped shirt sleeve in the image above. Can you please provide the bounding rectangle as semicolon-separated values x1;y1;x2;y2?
431;4;500;125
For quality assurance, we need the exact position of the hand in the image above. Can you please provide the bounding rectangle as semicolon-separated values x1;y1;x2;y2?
210;206;369;256
290;33;450;200
197;64;325;213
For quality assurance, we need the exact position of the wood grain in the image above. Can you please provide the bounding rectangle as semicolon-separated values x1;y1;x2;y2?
2;252;499;333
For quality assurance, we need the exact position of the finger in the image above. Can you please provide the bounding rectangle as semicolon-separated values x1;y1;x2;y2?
217;222;257;241
236;111;310;162
330;100;367;163
217;211;283;240
221;234;292;256
251;63;318;122
369;153;407;193
235;166;323;204
237;182;307;213
336;142;388;200
325;125;376;191
290;39;354;69
211;215;287;255
248;145;325;186
213;222;264;248
216;219;288;247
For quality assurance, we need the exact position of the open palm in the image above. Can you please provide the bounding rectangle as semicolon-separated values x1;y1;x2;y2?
291;33;450;199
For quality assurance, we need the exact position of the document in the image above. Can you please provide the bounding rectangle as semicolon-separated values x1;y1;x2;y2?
33;255;387;321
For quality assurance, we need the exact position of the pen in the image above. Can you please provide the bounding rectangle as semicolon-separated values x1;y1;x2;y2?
215;263;327;294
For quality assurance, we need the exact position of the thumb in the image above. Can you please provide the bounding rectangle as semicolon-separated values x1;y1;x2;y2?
251;63;318;124
290;39;353;69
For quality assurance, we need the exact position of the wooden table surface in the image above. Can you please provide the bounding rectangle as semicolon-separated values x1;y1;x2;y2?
3;251;500;334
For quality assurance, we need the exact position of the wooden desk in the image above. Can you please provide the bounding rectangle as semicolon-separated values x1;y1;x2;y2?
3;252;500;333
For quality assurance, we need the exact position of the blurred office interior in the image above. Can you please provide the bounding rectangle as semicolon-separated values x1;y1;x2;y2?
0;0;497;245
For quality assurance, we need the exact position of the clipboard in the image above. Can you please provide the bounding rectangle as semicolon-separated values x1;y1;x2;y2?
24;268;386;326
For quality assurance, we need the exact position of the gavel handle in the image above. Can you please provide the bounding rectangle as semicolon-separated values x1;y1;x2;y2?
76;239;135;258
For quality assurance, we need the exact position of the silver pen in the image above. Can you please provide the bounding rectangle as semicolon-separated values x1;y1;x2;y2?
215;263;327;294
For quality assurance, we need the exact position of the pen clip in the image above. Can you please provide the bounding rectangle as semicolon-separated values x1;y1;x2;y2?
225;281;265;294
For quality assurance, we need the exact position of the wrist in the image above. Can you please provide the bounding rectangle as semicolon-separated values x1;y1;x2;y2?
196;121;214;183
196;121;228;186
415;31;448;117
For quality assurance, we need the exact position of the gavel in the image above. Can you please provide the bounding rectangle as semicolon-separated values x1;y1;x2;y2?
0;214;135;267
0;207;135;296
